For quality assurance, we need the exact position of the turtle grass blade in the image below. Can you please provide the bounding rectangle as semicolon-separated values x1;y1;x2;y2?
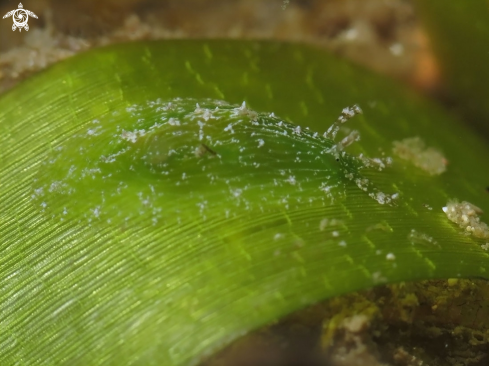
1;40;489;366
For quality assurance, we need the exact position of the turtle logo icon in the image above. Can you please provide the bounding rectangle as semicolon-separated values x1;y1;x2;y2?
3;3;38;32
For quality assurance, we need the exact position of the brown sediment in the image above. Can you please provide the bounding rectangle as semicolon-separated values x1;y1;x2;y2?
200;279;489;366
0;0;437;93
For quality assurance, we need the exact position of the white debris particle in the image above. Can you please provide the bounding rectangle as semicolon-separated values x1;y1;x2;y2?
319;218;343;231
274;233;285;241
257;139;265;148
482;243;489;251
386;253;396;261
442;200;489;239
293;126;301;135
372;271;387;284
338;240;347;247
366;191;398;205
343;28;358;41
342;314;369;334
332;231;340;237
366;221;393;233
389;43;404;56
393;137;447;175
408;229;438;246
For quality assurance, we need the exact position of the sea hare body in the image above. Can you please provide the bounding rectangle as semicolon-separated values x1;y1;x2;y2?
33;97;397;229
33;98;351;227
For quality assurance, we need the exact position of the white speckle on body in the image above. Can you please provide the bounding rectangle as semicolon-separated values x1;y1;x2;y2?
224;123;235;134
121;130;145;143
91;206;101;218
285;176;296;185
168;118;180;126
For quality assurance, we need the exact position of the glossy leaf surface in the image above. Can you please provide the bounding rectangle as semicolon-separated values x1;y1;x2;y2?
1;40;489;366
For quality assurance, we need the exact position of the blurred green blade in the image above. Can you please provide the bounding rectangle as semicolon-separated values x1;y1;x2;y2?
414;0;489;137
1;40;489;366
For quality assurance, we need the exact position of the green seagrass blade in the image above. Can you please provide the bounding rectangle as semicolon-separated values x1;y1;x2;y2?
414;0;489;137
1;40;489;366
